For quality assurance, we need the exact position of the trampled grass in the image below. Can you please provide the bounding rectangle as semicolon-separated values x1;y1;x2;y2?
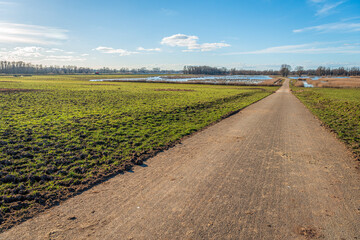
292;86;360;161
0;75;278;229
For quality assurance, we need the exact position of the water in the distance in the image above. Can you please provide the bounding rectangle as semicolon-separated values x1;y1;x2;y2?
289;76;314;88
290;76;348;80
90;75;272;84
289;76;350;88
303;82;314;88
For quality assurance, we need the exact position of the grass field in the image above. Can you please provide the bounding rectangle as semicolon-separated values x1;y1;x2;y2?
0;75;278;229
292;84;360;162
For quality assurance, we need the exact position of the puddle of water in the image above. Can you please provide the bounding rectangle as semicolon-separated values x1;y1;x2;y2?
289;76;319;80
89;75;272;84
290;77;314;87
303;82;314;88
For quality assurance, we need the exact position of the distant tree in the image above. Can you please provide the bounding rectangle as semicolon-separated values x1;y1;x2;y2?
295;66;304;77
280;64;291;77
229;68;236;75
183;65;228;75
316;66;325;76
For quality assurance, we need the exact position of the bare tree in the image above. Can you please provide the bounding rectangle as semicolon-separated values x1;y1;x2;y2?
295;66;304;77
280;64;291;77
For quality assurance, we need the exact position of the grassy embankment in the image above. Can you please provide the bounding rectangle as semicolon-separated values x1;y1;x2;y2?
291;81;360;162
0;75;278;229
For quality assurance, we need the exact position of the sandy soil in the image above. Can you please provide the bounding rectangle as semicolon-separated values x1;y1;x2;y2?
1;79;359;239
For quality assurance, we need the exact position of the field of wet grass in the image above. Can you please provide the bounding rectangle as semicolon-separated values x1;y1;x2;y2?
292;85;360;162
0;75;278;230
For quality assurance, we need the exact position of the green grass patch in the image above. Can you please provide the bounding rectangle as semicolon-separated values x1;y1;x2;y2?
292;85;360;160
0;75;278;228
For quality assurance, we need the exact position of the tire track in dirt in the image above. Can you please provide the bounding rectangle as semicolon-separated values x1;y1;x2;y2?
1;79;359;239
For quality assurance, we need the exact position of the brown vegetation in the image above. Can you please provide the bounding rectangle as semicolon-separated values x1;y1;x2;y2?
259;78;284;86
293;81;304;87
307;77;360;88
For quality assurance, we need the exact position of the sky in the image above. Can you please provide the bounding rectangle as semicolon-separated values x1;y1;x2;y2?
0;0;360;70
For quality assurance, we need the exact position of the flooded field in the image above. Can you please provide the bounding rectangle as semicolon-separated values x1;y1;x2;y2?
90;75;273;84
289;76;352;88
290;76;359;88
289;76;348;80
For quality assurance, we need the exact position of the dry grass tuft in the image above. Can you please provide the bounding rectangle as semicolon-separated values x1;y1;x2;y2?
308;77;360;88
294;80;304;87
259;78;283;86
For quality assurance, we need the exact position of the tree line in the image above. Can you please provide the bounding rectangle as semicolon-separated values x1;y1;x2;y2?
0;61;94;74
183;66;278;75
183;66;228;75
0;61;180;75
1;61;359;76
279;65;360;77
185;65;360;76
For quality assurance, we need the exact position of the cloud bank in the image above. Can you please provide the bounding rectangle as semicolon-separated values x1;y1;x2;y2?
0;22;68;45
137;47;161;52
0;46;86;62
161;34;230;52
294;21;360;33
316;1;344;16
94;46;139;56
226;42;360;55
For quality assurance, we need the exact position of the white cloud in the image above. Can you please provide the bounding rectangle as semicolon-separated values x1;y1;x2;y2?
0;46;44;60
182;49;195;52
161;34;230;52
137;47;161;52
0;1;17;5
316;1;344;16
294;21;360;33
95;46;139;56
45;48;65;53
43;55;86;62
161;34;199;48
199;42;231;52
226;42;360;55
0;46;86;62
0;22;68;45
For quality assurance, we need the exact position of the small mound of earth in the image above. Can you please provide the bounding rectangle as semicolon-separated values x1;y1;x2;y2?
154;89;194;92
298;226;321;239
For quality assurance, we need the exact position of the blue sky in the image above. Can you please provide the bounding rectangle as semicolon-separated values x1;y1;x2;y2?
0;0;359;70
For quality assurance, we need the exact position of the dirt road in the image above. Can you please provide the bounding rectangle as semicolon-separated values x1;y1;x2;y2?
1;79;359;239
